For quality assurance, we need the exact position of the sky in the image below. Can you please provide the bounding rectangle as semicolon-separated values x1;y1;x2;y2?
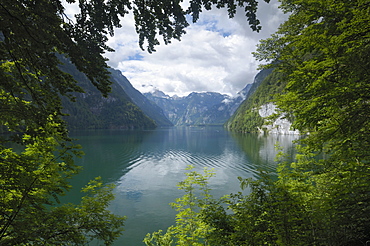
64;0;287;97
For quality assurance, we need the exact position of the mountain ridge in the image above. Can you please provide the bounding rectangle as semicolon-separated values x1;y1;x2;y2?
109;68;173;127
59;56;157;130
143;84;252;126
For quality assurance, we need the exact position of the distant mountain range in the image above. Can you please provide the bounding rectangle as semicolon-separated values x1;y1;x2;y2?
59;55;267;129
143;84;252;126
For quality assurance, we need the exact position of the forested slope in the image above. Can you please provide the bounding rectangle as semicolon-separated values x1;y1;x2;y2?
109;68;173;127
225;68;283;133
60;57;156;130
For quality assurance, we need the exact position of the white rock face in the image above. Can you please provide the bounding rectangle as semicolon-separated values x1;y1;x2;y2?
258;103;300;135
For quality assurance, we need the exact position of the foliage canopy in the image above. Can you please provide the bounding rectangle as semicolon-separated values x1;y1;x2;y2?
233;0;370;244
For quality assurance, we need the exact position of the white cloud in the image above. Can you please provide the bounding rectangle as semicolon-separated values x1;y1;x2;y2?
64;0;287;97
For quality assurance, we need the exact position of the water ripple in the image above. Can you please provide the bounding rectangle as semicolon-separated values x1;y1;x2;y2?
69;128;297;246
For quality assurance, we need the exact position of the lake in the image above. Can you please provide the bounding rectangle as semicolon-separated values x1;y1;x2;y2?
66;126;298;245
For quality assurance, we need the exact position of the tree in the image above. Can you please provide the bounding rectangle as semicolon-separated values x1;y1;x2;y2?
144;166;216;246
0;121;126;245
144;165;314;246
254;0;370;244
1;0;270;244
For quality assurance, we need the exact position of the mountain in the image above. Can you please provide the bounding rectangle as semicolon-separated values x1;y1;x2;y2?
225;68;275;133
109;68;173;127
202;83;253;124
59;57;156;130
144;84;252;126
226;68;298;134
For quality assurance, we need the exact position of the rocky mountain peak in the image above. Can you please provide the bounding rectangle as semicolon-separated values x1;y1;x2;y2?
144;85;252;126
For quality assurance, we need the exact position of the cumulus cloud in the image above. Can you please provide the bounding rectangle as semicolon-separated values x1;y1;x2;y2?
64;0;287;97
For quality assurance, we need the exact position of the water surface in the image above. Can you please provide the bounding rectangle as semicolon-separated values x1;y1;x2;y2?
67;126;297;245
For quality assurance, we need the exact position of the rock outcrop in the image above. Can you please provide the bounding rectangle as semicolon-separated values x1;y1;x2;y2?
258;103;299;135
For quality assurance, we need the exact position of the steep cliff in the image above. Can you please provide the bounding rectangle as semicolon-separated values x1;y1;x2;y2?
109;68;173;127
60;57;156;129
258;103;299;135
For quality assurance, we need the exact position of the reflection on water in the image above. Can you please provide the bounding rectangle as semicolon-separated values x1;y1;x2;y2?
230;132;299;175
67;127;298;245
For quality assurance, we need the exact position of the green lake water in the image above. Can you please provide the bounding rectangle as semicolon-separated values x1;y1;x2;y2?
66;126;298;245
